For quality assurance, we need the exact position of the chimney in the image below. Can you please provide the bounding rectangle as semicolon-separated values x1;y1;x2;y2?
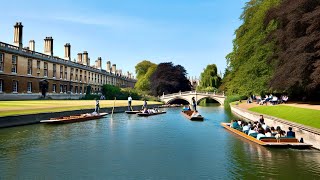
83;51;88;66
64;43;71;60
96;57;102;69
14;22;23;48
29;40;35;51
112;64;116;74
106;61;111;72
77;53;83;64
88;58;91;66
44;37;53;56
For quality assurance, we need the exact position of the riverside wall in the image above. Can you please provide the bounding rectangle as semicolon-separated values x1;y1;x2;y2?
231;105;320;150
0;104;159;128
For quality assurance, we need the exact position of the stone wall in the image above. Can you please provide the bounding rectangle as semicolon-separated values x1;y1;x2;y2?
231;105;320;150
0;104;159;128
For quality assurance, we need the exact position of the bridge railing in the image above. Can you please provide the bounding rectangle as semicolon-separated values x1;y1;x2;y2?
161;91;225;99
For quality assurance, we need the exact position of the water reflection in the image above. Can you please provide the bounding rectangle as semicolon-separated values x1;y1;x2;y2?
0;105;320;179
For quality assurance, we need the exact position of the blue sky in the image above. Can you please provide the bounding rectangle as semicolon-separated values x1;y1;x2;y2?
0;0;246;78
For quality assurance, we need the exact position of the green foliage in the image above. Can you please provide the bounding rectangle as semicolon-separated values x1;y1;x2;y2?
249;105;320;129
198;64;221;89
196;86;218;93
224;95;247;109
135;60;157;92
222;0;281;97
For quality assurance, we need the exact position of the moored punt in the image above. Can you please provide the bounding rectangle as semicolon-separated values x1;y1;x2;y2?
40;113;108;124
181;110;204;121
125;111;141;114
137;111;166;117
221;123;312;149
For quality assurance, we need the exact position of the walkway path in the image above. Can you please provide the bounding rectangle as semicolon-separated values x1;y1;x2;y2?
238;101;320;111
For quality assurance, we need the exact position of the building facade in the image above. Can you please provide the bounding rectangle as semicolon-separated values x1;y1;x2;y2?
0;22;136;100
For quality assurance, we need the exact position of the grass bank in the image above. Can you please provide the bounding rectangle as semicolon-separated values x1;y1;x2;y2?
0;100;162;117
249;105;320;129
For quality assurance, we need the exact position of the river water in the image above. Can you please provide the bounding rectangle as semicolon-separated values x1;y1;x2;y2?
1;105;320;179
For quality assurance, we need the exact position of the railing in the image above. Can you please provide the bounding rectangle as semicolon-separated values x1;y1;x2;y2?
161;91;225;99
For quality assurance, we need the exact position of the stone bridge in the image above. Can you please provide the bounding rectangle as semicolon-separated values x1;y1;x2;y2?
160;91;226;105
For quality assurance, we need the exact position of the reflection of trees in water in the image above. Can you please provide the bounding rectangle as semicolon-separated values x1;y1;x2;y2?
226;133;320;179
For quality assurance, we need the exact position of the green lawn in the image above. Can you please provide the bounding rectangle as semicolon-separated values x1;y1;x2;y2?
0;100;162;117
249;105;320;129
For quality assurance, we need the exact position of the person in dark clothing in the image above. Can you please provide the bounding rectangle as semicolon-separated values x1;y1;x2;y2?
259;115;264;124
287;127;296;137
192;97;197;111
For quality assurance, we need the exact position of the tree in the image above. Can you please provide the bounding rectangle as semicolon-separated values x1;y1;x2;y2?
135;60;157;92
198;64;221;91
150;62;191;96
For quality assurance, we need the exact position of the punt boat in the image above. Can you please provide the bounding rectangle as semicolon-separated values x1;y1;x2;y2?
125;110;141;114
137;111;166;117
221;123;312;149
40;113;108;124
181;110;204;121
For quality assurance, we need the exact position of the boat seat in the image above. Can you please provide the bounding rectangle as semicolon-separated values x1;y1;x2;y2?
260;137;277;142
278;137;299;143
249;133;258;138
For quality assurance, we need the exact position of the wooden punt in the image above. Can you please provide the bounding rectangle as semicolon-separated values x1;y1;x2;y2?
181;111;204;121
125;111;141;114
40;113;108;124
221;123;312;149
137;111;166;117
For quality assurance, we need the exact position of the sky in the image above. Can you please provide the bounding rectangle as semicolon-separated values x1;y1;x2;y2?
0;0;247;78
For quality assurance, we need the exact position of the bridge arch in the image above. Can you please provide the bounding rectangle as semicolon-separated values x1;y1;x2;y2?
166;97;191;105
196;96;222;105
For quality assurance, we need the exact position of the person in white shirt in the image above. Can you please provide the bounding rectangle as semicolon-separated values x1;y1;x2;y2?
128;95;132;111
242;122;250;134
248;127;257;136
257;129;266;140
265;128;272;137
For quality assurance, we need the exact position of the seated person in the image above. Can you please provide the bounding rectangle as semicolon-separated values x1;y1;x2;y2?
143;108;148;114
242;122;250;134
191;110;200;117
248;127;256;136
183;105;191;111
270;126;277;136
275;130;286;139
265;128;272;137
257;129;266;140
282;96;289;103
286;127;295;137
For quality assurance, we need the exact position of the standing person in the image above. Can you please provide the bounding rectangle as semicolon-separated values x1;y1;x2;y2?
287;127;296;137
128;95;132;111
143;100;148;109
95;99;100;113
259;115;264;124
192;97;197;111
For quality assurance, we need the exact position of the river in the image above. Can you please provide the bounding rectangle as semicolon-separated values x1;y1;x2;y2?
1;105;320;179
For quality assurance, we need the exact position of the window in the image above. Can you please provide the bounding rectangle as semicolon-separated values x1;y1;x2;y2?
60;85;63;93
64;67;67;80
0;53;4;71
70;68;74;81
53;84;56;93
60;65;63;79
75;69;78;81
80;70;82;82
27;82;32;93
11;55;17;73
27;59;32;75
80;86;82;94
0;79;3;92
37;60;40;77
44;62;48;77
12;80;18;93
64;85;67;93
88;72;90;83
84;71;87;82
53;64;56;78
75;86;78;94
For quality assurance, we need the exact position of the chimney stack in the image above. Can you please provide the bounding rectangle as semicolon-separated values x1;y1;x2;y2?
77;53;83;64
14;22;23;48
83;51;88;66
44;37;53;56
64;43;71;60
106;61;111;72
112;64;116;74
29;40;35;51
96;57;102;69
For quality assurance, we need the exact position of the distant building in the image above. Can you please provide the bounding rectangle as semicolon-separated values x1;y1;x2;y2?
0;22;136;100
189;76;200;90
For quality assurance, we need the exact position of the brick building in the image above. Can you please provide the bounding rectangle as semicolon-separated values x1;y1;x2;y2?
0;22;136;100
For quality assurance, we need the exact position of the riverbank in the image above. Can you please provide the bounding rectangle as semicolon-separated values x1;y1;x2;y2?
231;104;320;149
0;100;162;128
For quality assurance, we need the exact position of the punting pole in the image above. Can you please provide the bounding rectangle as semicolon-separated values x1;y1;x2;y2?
111;97;116;118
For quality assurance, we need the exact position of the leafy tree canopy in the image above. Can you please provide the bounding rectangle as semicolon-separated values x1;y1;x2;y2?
198;64;221;91
135;60;157;92
150;62;191;96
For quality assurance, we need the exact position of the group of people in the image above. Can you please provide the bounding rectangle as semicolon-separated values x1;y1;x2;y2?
249;94;289;105
230;115;296;140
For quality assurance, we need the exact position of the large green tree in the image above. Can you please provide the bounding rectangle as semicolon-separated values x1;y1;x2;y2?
223;0;280;96
134;60;157;92
198;64;221;91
